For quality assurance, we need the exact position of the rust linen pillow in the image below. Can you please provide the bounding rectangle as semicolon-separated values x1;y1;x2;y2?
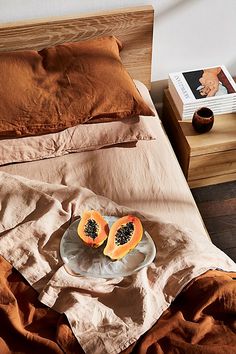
0;36;154;137
0;116;156;166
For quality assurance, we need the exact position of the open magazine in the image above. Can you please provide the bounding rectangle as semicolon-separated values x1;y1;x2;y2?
168;65;236;119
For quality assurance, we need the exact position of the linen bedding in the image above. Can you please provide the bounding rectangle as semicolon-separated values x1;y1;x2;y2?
0;36;153;137
0;81;235;354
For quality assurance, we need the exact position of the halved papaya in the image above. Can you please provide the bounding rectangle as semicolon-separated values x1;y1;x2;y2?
103;215;143;260
77;210;109;248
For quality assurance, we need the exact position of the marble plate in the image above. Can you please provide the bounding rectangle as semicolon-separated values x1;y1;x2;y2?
60;216;156;278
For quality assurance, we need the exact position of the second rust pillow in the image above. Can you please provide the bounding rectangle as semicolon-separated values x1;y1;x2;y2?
0;36;154;137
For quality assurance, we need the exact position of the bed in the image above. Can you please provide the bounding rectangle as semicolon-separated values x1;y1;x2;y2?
0;5;235;354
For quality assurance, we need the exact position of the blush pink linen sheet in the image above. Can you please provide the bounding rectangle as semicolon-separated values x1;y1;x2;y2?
0;114;155;165
0;81;208;238
0;81;235;354
0;172;235;354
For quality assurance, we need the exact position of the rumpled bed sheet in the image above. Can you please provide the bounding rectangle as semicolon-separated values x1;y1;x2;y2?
0;172;235;354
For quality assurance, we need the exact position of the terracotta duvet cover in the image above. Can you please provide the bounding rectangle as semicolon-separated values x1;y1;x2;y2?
1;258;235;354
0;82;235;354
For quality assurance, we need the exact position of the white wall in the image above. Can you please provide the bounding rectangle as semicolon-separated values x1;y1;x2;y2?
156;0;236;79
1;0;236;100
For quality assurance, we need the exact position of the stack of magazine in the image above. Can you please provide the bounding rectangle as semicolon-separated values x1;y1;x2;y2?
168;65;236;120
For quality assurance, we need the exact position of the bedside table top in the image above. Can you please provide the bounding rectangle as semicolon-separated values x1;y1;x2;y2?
165;89;236;157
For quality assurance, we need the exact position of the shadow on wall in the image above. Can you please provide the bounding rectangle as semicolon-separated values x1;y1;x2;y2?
151;0;202;110
227;60;236;81
156;0;198;20
150;79;168;116
151;1;194;106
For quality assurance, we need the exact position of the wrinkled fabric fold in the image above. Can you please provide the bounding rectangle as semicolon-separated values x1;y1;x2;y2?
0;115;155;166
0;172;235;354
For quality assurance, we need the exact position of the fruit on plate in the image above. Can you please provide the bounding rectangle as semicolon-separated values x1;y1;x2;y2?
77;210;109;248
103;215;143;260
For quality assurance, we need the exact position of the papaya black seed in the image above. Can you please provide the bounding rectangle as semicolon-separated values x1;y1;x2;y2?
84;219;99;239
115;222;134;246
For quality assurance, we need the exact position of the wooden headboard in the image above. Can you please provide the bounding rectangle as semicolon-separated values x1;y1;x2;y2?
0;6;154;89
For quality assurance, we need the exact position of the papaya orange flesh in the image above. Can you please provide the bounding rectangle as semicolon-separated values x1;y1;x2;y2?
77;210;109;248
103;215;143;260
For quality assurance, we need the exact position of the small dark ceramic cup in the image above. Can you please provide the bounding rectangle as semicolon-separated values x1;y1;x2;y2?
192;107;214;133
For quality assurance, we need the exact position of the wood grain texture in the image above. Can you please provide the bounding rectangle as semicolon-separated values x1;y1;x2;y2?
192;180;236;202
181;114;236;156
191;180;236;262
195;198;236;218
189;172;236;188
162;90;190;177
0;6;154;89
162;89;236;187
189;150;236;180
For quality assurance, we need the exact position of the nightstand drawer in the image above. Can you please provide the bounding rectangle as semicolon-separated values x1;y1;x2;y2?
162;89;236;188
188;149;236;181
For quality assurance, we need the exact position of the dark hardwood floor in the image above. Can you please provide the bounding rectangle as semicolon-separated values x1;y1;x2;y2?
191;180;236;263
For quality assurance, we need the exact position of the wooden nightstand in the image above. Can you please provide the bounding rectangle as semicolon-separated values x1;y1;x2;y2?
162;89;236;188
